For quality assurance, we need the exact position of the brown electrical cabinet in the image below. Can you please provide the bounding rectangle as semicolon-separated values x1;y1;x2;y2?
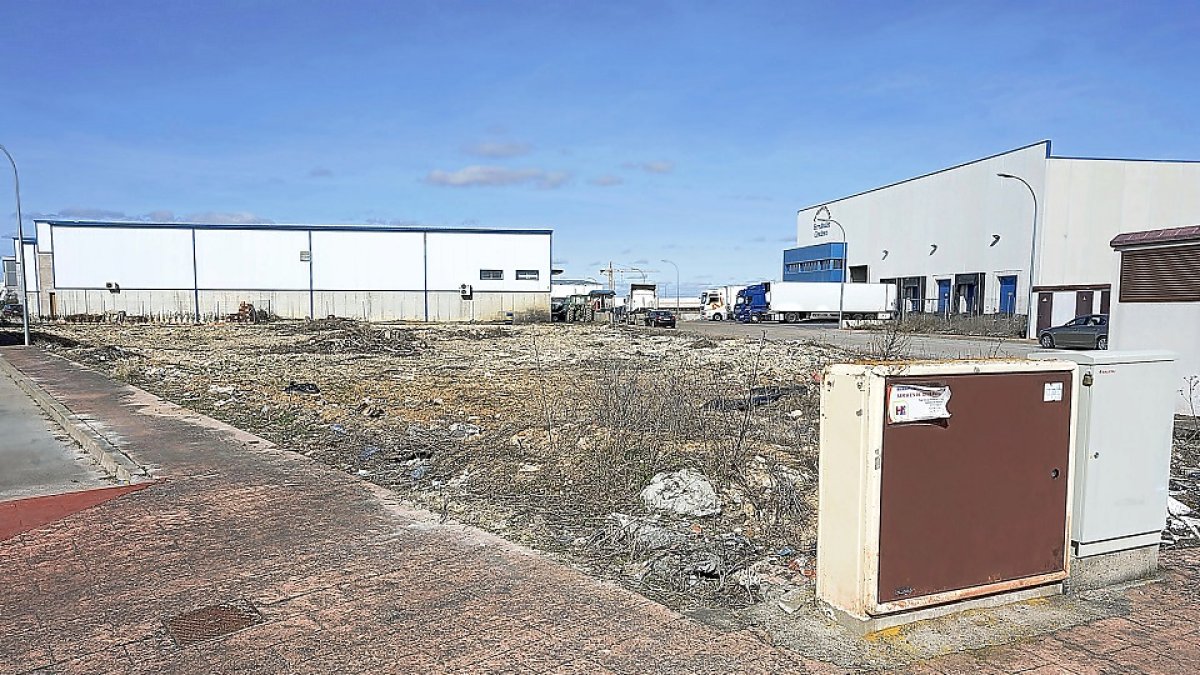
817;361;1077;628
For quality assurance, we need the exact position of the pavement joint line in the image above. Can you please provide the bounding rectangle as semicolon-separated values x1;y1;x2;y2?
0;348;150;485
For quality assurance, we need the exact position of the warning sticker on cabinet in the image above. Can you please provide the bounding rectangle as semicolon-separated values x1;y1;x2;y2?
1043;382;1063;402
887;385;952;424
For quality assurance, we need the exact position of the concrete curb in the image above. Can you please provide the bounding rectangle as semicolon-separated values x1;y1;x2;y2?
0;348;148;484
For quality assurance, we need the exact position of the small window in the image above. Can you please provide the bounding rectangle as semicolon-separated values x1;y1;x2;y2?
515;269;539;281
479;269;503;281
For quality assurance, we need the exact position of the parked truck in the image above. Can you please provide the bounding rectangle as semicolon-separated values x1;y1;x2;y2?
733;281;897;323
699;285;746;321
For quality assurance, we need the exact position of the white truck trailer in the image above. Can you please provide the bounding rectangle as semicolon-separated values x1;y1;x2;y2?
700;285;745;321
734;281;898;323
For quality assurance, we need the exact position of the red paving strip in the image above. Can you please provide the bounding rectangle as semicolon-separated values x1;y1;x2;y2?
0;347;1198;674
0;482;150;542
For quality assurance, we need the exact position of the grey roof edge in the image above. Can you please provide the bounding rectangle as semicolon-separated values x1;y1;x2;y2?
1110;224;1200;249
796;140;1052;213
36;219;552;235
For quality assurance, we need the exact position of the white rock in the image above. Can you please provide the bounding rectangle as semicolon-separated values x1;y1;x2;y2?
1168;496;1193;517
640;468;721;517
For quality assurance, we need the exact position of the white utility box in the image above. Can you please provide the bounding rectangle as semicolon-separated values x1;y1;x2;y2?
1029;350;1175;557
817;360;1078;631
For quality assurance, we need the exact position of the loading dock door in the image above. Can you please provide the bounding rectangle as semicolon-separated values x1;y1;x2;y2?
998;276;1017;314
876;372;1072;604
936;280;951;315
1075;290;1094;318
1037;292;1053;331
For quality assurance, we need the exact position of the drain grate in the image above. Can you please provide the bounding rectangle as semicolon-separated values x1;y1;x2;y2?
164;599;263;646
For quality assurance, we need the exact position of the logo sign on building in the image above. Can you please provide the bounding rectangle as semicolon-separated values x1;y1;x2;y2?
813;219;831;239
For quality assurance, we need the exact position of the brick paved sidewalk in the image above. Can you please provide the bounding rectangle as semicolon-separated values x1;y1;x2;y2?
2;347;1198;674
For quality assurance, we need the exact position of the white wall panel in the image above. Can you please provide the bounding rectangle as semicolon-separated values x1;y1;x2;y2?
195;229;310;290
51;226;194;289
1040;159;1200;287
36;221;52;251
311;230;425;290
796;142;1050;318
425;232;550;292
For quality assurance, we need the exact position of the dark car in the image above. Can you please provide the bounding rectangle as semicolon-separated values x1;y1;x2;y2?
643;309;676;328
1038;314;1108;350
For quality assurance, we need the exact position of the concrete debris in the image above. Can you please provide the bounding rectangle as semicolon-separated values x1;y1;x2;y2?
1168;496;1193;517
776;589;807;614
448;422;482;438
641;468;721;517
284;381;320;396
606;513;689;551
517;462;542;473
208;384;235;395
702;386;806;412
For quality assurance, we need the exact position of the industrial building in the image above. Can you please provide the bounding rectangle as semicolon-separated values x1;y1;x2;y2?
788;141;1200;338
21;220;552;323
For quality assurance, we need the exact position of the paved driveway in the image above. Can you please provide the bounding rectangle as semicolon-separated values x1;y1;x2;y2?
683;320;1042;359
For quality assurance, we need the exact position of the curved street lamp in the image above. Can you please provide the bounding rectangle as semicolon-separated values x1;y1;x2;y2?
0;144;30;346
813;205;847;329
997;172;1038;334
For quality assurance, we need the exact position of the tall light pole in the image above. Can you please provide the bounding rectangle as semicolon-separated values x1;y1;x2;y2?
0;144;30;346
813;205;847;329
660;259;679;315
997;172;1038;337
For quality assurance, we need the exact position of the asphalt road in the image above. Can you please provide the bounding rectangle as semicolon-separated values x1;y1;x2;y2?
0;366;111;501
682;319;1043;359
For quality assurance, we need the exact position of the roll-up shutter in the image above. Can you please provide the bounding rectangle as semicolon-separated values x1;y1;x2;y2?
1119;244;1200;302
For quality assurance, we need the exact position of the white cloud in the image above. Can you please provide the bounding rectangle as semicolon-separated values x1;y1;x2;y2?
57;207;129;220
23;208;274;225
464;141;533;158
425;165;570;189
589;175;624;187
623;160;675;174
182;211;275;224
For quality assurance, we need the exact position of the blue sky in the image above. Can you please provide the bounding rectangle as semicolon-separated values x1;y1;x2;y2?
2;1;1198;296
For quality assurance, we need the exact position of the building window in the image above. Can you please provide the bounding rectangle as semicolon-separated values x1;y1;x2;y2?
515;269;540;281
1119;244;1200;302
479;269;504;281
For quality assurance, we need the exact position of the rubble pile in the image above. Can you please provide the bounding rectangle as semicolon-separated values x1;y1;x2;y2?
1167;420;1200;549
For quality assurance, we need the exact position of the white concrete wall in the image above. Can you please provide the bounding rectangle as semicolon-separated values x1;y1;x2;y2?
796;142;1049;317
1040;159;1200;288
35;221;52;252
51;226;194;289
311;230;425;290
425;231;551;292
1111;301;1200;415
195;229;310;290
39;223;552;322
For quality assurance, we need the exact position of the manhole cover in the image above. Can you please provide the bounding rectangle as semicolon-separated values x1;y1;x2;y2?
164;600;263;646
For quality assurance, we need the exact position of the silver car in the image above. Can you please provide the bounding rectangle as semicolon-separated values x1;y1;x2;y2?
1038;314;1108;350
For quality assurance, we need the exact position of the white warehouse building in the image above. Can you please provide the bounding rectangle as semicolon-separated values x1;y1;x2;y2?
23;220;552;323
791;141;1200;339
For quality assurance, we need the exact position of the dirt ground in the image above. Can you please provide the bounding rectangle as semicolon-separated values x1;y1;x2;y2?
30;321;850;613
20;319;1200;644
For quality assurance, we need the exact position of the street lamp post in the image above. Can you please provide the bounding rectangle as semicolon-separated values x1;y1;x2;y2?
660;259;679;316
813;206;848;329
0;144;30;346
997;173;1038;337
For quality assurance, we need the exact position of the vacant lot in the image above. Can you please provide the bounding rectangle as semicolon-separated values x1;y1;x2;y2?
31;321;852;613
23;319;1200;626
